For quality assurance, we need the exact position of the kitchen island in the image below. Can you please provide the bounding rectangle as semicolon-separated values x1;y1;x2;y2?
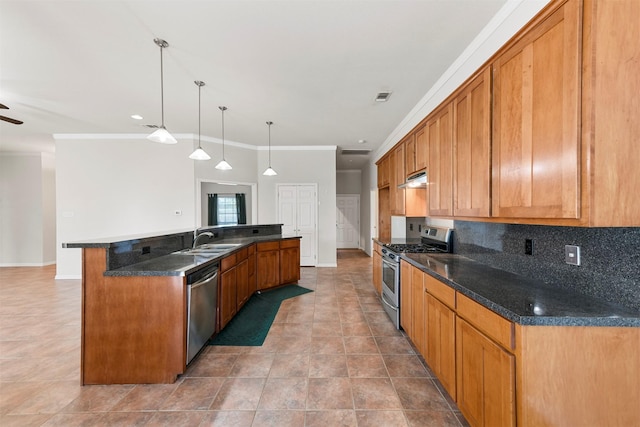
64;225;301;385
396;252;639;427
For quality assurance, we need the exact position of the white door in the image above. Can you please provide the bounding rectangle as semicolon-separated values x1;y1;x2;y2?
336;195;360;249
278;184;318;267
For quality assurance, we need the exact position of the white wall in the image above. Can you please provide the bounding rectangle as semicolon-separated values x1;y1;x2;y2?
0;153;56;266
55;137;195;278
336;170;361;195
360;161;373;255
257;147;337;267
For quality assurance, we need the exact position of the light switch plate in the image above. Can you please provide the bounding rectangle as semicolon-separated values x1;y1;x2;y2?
565;245;581;266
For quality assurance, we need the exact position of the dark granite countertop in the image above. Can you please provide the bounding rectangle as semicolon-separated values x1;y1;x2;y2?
89;234;300;278
402;253;640;327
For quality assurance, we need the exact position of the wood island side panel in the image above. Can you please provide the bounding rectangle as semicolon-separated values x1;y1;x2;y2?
515;325;640;427
82;248;186;385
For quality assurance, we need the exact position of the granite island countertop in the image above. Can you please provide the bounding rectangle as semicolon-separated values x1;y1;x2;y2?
401;253;640;327
64;229;300;278
109;234;301;277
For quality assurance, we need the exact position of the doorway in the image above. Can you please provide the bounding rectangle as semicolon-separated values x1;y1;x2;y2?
277;184;318;267
336;194;360;249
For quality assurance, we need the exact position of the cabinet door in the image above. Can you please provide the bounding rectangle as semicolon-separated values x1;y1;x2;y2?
427;103;454;216
372;246;382;296
219;268;237;330
247;249;257;296
236;258;249;309
257;250;279;290
378;188;390;241
426;294;456;399
389;144;405;215
377;156;390;188
453;67;491;217
405;134;416;176
400;261;413;336
415;125;428;171
492;0;580;219
456;318;515;427
280;245;300;285
411;266;426;357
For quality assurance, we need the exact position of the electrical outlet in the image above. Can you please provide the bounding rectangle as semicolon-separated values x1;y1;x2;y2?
409;223;414;231
525;239;533;255
565;245;581;266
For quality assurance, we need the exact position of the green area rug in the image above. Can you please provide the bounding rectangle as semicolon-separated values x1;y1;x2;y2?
209;285;313;346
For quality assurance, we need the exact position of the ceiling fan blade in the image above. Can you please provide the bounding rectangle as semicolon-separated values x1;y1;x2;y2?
0;115;23;125
0;103;8;109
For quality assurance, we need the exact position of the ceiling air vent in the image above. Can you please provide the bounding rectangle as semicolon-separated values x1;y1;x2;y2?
375;91;392;102
341;149;371;156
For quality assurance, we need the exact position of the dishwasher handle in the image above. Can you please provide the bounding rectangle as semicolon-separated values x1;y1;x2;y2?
190;269;218;289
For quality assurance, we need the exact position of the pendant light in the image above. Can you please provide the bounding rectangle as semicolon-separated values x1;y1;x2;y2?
147;38;177;144
263;121;277;176
189;81;210;160
215;106;232;170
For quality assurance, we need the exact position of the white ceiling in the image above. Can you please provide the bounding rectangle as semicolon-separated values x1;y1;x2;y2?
0;0;506;170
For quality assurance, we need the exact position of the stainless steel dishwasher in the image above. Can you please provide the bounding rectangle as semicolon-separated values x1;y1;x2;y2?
186;264;218;364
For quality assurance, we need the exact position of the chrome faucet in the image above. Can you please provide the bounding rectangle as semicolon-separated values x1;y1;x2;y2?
192;232;214;249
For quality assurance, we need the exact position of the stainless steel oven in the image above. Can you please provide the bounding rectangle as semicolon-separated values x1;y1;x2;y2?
378;226;453;329
380;247;401;328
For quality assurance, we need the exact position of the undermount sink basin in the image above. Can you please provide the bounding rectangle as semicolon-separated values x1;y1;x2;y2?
173;243;242;256
197;243;242;250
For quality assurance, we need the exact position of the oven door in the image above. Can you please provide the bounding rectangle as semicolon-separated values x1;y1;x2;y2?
381;257;399;306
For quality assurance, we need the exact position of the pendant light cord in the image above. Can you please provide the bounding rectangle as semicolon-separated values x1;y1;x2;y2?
267;121;273;166
221;108;225;159
197;84;201;146
159;43;165;127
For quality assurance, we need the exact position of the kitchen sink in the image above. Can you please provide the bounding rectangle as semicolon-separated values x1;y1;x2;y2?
173;243;242;256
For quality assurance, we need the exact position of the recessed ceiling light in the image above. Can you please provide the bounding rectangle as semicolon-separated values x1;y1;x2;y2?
131;114;143;120
375;91;392;102
358;139;367;144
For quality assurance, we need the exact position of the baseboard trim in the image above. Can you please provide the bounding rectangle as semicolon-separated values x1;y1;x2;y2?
0;261;56;267
55;274;82;280
316;263;338;268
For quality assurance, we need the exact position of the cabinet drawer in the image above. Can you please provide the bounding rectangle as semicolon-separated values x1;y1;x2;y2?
257;241;280;251
236;247;248;260
220;253;237;271
457;293;514;351
280;239;299;249
425;275;455;309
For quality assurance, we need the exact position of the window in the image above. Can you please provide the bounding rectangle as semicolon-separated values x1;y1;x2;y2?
217;195;238;226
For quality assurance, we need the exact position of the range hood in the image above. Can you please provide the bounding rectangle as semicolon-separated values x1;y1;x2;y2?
398;171;427;188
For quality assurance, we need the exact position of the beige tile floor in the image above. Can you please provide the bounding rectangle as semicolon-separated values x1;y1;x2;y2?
0;250;468;426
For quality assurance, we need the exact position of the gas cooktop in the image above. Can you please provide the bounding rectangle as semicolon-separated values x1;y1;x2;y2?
383;226;453;254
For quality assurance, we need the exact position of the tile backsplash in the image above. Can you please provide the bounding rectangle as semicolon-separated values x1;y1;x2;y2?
453;220;640;312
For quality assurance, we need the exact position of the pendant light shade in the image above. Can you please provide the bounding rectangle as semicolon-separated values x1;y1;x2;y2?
148;38;177;144
215;106;232;170
189;81;210;160
263;121;277;176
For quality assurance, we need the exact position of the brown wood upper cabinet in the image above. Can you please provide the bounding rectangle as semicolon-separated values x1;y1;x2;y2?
376;155;390;188
453;67;491;218
491;0;581;219
405;125;427;176
390;143;406;215
427;102;454;217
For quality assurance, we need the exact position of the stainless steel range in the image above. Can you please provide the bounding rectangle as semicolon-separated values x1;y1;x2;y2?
380;226;452;328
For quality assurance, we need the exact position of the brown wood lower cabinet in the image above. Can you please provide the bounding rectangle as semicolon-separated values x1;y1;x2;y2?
256;239;301;291
257;242;280;290
280;239;301;285
426;293;456;399
456;317;515;427
372;242;382;296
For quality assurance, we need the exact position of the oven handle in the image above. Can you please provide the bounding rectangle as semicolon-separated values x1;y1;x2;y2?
381;257;398;270
381;292;398;311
